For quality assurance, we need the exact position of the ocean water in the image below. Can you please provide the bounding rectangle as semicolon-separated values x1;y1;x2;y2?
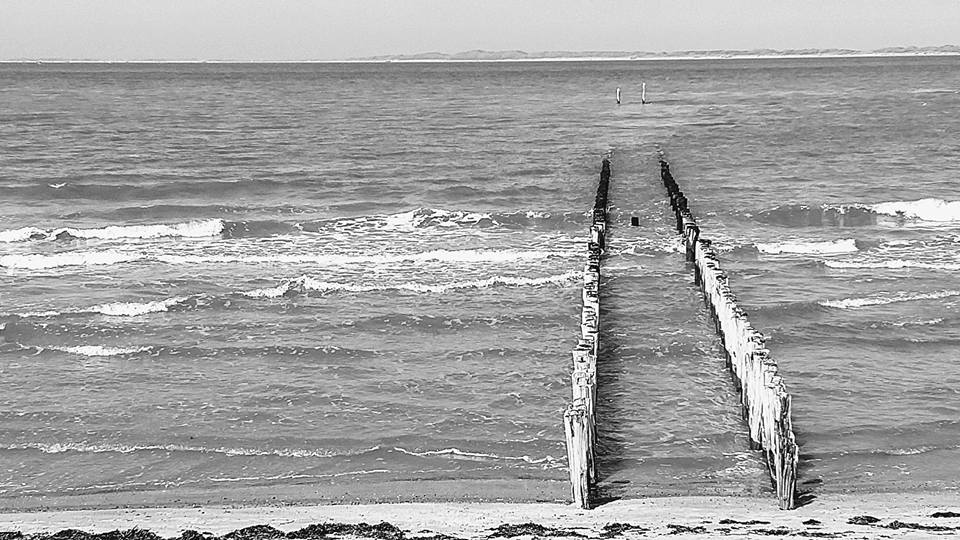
1;58;958;504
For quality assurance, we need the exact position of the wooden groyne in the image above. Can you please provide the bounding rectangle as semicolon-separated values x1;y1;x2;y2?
563;158;610;509
659;156;799;510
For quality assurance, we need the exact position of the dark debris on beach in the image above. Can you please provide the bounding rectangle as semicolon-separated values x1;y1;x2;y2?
931;511;960;518
597;523;648;538
0;524;412;540
6;514;960;540
487;522;585;538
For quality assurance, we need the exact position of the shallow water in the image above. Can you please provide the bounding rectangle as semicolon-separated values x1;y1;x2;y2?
1;58;959;501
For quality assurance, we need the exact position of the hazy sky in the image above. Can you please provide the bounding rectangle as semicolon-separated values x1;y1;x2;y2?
2;0;959;60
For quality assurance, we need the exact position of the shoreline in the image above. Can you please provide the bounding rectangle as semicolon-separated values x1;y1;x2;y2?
0;479;569;513
2;493;959;539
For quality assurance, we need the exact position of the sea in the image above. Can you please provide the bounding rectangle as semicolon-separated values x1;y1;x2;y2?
1;57;958;505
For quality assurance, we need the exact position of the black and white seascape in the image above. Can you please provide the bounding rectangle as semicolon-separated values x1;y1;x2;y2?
2;57;959;504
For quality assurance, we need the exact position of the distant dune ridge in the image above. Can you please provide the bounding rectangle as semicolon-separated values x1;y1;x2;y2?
6;45;959;62
351;44;960;62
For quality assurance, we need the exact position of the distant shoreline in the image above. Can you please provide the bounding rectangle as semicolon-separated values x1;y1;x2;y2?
3;52;960;64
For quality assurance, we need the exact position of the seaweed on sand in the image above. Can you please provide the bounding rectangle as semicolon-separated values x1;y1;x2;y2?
882;520;960;532
717;519;769;525
598;523;648;538
287;522;405;540
665;524;706;534
487;523;585;538
223;526;286;540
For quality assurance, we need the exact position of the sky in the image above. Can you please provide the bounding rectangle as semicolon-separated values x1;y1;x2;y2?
2;0;959;61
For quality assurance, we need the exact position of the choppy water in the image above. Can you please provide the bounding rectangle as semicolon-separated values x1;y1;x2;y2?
1;58;958;503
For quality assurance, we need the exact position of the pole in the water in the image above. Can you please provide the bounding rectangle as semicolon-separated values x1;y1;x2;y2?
616;87;621;105
641;82;646;104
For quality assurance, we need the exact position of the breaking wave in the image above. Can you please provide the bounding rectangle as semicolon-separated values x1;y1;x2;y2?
49;345;151;357
310;207;580;233
0;251;144;269
159;248;572;266
819;290;960;309
89;296;192;316
6;296;194;319
824;259;960;271
242;271;582;298
869;198;960;222
749;198;960;227
0;219;224;242
2;248;574;271
756;238;858;255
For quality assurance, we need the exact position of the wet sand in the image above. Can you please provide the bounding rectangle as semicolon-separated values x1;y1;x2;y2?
2;492;959;539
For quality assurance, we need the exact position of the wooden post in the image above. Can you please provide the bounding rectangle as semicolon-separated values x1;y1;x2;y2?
564;402;590;508
563;157;611;508
658;156;799;509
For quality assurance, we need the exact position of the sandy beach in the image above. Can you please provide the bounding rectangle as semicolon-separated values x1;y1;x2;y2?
2;492;959;539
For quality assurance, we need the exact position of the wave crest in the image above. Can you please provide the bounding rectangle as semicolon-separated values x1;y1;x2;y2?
825;259;960;271
243;271;581;298
50;345;151;357
869;198;960;222
820;290;960;309
750;199;960;227
0;219;224;243
757;238;858;255
0;251;143;270
90;296;192;316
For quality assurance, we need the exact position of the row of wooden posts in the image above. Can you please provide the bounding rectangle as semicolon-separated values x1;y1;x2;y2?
562;157;610;509
659;156;800;510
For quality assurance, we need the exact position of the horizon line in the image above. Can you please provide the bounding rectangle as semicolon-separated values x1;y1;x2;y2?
5;52;960;64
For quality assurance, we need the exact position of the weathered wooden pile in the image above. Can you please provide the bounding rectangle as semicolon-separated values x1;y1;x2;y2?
563;158;610;509
659;157;800;510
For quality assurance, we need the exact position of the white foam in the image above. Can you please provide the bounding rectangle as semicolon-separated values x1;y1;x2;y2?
207;469;391;484
825;259;960;271
51;345;151;357
0;251;144;270
2;248;571;271
392;446;557;464
159;248;570;266
869;198;960;222
622;239;682;256
756;238;858;255
12;441;377;459
242;282;293;298
89;296;190;316
0;219;224;243
820;290;960;309
884;446;937;456
333;207;500;232
61;219;224;240
242;271;582;298
16;310;62;318
0;227;47;242
891;318;944;327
